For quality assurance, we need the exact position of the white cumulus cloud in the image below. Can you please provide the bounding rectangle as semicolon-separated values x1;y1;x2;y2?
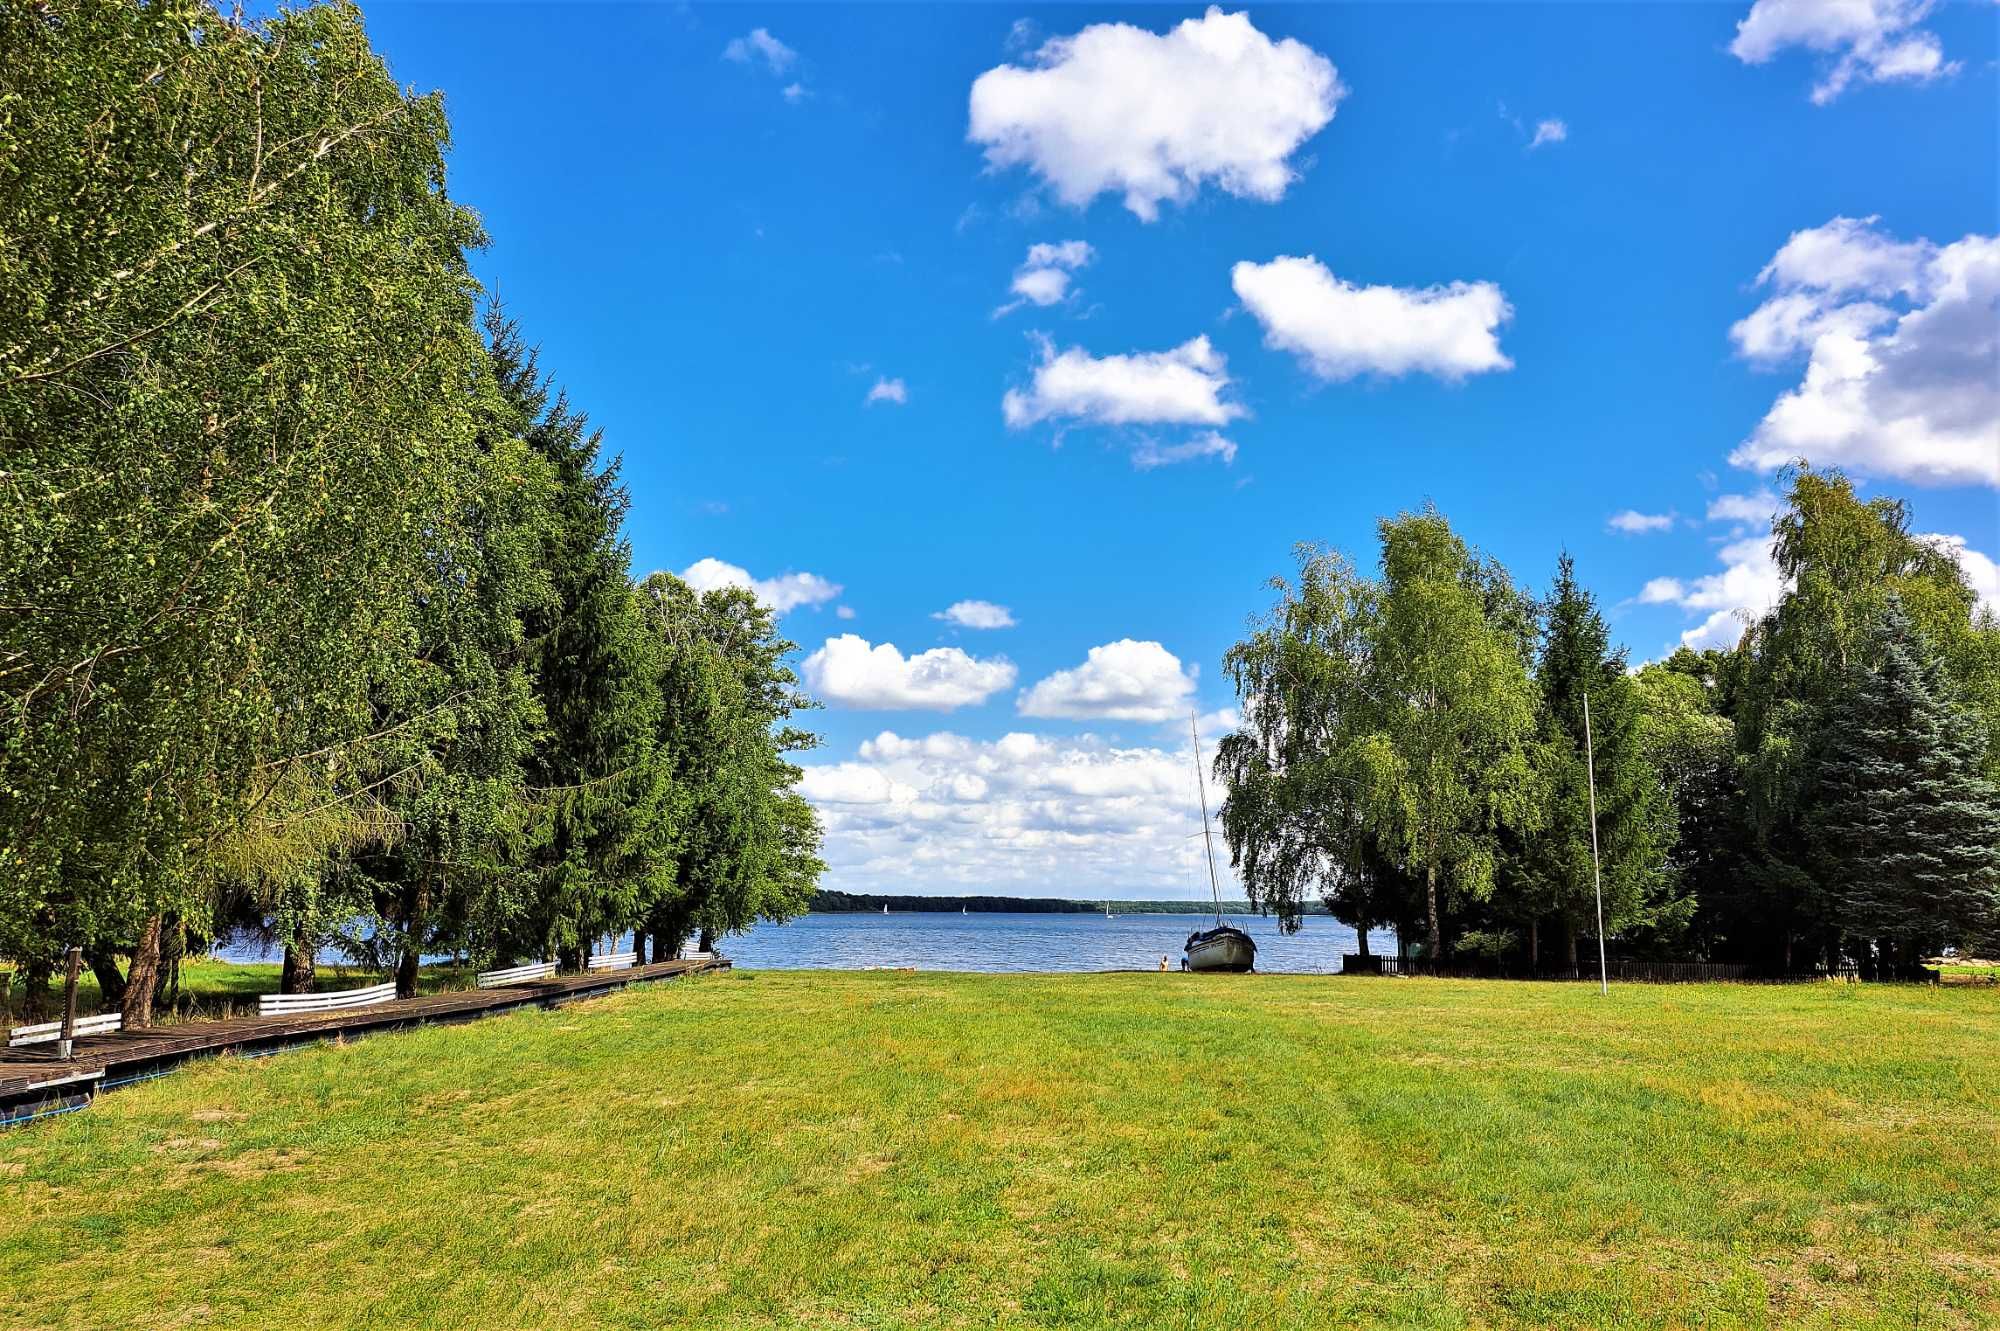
865;377;909;406
997;240;1096;316
1003;334;1243;429
797;728;1231;898
803;635;1016;711
1706;489;1782;527
934;600;1018;630
1608;510;1675;535
1729;0;1958;105
968;7;1345;221
680;557;841;614
1643;535;1789;652
1018;639;1198;722
1729;217;1999;487
1131;432;1238;471
1232;255;1514;382
724;27;798;74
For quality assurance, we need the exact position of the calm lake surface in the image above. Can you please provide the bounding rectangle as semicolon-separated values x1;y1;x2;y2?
218;911;1398;974
721;911;1396;974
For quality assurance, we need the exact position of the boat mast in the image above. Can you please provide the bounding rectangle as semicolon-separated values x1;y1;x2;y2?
1191;714;1224;928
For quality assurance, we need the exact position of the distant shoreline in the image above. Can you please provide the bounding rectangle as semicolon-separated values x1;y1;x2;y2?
809;890;1328;917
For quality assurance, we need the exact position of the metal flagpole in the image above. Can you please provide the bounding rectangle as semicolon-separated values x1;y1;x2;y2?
1583;692;1609;997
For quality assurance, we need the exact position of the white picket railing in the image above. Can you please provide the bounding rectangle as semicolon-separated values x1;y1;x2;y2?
475;961;557;988
8;1011;123;1048
585;952;637;972
257;981;398;1017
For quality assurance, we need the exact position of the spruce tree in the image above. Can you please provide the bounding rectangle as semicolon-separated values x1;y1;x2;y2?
483;310;670;968
1525;554;1684;969
1809;597;2000;971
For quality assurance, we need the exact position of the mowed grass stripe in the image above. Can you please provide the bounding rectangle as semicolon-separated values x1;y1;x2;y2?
2;971;1994;1330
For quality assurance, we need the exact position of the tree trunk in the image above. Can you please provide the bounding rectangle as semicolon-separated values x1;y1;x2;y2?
631;929;647;966
155;917;184;1013
697;927;716;955
1355;922;1371;959
281;921;316;994
86;946;126;1009
123;914;163;1028
1529;919;1540;973
1564;921;1579;974
1424;864;1442;961
21;963;52;1023
396;878;429;1000
1782;931;1794;976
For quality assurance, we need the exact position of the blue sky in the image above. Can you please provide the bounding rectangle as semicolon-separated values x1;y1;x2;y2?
362;2;1998;897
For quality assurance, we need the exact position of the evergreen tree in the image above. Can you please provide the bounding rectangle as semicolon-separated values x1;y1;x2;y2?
1734;466;2000;968
1809;597;2000;972
1524;555;1684;969
482;310;671;968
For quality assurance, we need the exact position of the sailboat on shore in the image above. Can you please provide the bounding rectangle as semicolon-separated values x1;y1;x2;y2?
1183;716;1256;973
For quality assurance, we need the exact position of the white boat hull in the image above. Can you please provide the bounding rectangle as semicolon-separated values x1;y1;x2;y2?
1184;926;1256;973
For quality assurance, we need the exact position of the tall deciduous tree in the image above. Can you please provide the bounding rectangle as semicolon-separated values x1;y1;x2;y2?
637;576;823;957
1354;511;1540;960
1216;546;1394;944
1;0;485;1021
1633;654;1753;960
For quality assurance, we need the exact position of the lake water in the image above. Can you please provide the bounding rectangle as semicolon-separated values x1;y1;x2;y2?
722;911;1397;974
218;911;1398;974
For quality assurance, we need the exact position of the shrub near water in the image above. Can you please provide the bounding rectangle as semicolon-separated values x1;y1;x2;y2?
3;972;1995;1330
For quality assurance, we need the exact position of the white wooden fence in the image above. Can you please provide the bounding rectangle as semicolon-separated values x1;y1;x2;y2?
585;952;637;972
8;1012;123;1048
257;981;398;1017
475;961;557;988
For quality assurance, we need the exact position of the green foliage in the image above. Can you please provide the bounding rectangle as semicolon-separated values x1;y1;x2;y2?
1522;554;1684;963
638;575;824;952
1216;545;1391;938
0;0;486;998
1352;510;1540;958
0;0;822;1009
1219;512;1540;959
1730;466;2000;967
1807;597;2000;965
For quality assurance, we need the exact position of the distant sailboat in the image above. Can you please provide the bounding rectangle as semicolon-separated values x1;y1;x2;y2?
961;905;968;915
1104;900;1113;919
881;903;889;915
1182;715;1256;974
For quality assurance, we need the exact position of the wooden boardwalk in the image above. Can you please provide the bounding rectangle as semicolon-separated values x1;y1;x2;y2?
1;957;728;1123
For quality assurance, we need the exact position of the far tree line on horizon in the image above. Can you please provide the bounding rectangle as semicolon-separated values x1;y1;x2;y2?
1217;471;2000;977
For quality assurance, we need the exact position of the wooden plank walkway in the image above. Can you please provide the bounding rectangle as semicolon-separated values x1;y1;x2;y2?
1;957;727;1120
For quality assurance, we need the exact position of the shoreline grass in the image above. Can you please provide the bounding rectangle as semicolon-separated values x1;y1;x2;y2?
4;971;1995;1329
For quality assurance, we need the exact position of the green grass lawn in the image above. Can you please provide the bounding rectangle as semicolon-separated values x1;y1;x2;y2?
3;972;1995;1330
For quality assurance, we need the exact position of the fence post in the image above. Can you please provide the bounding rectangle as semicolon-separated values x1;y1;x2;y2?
58;946;81;1059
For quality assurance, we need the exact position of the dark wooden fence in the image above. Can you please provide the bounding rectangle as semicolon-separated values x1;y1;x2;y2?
1341;955;1810;983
